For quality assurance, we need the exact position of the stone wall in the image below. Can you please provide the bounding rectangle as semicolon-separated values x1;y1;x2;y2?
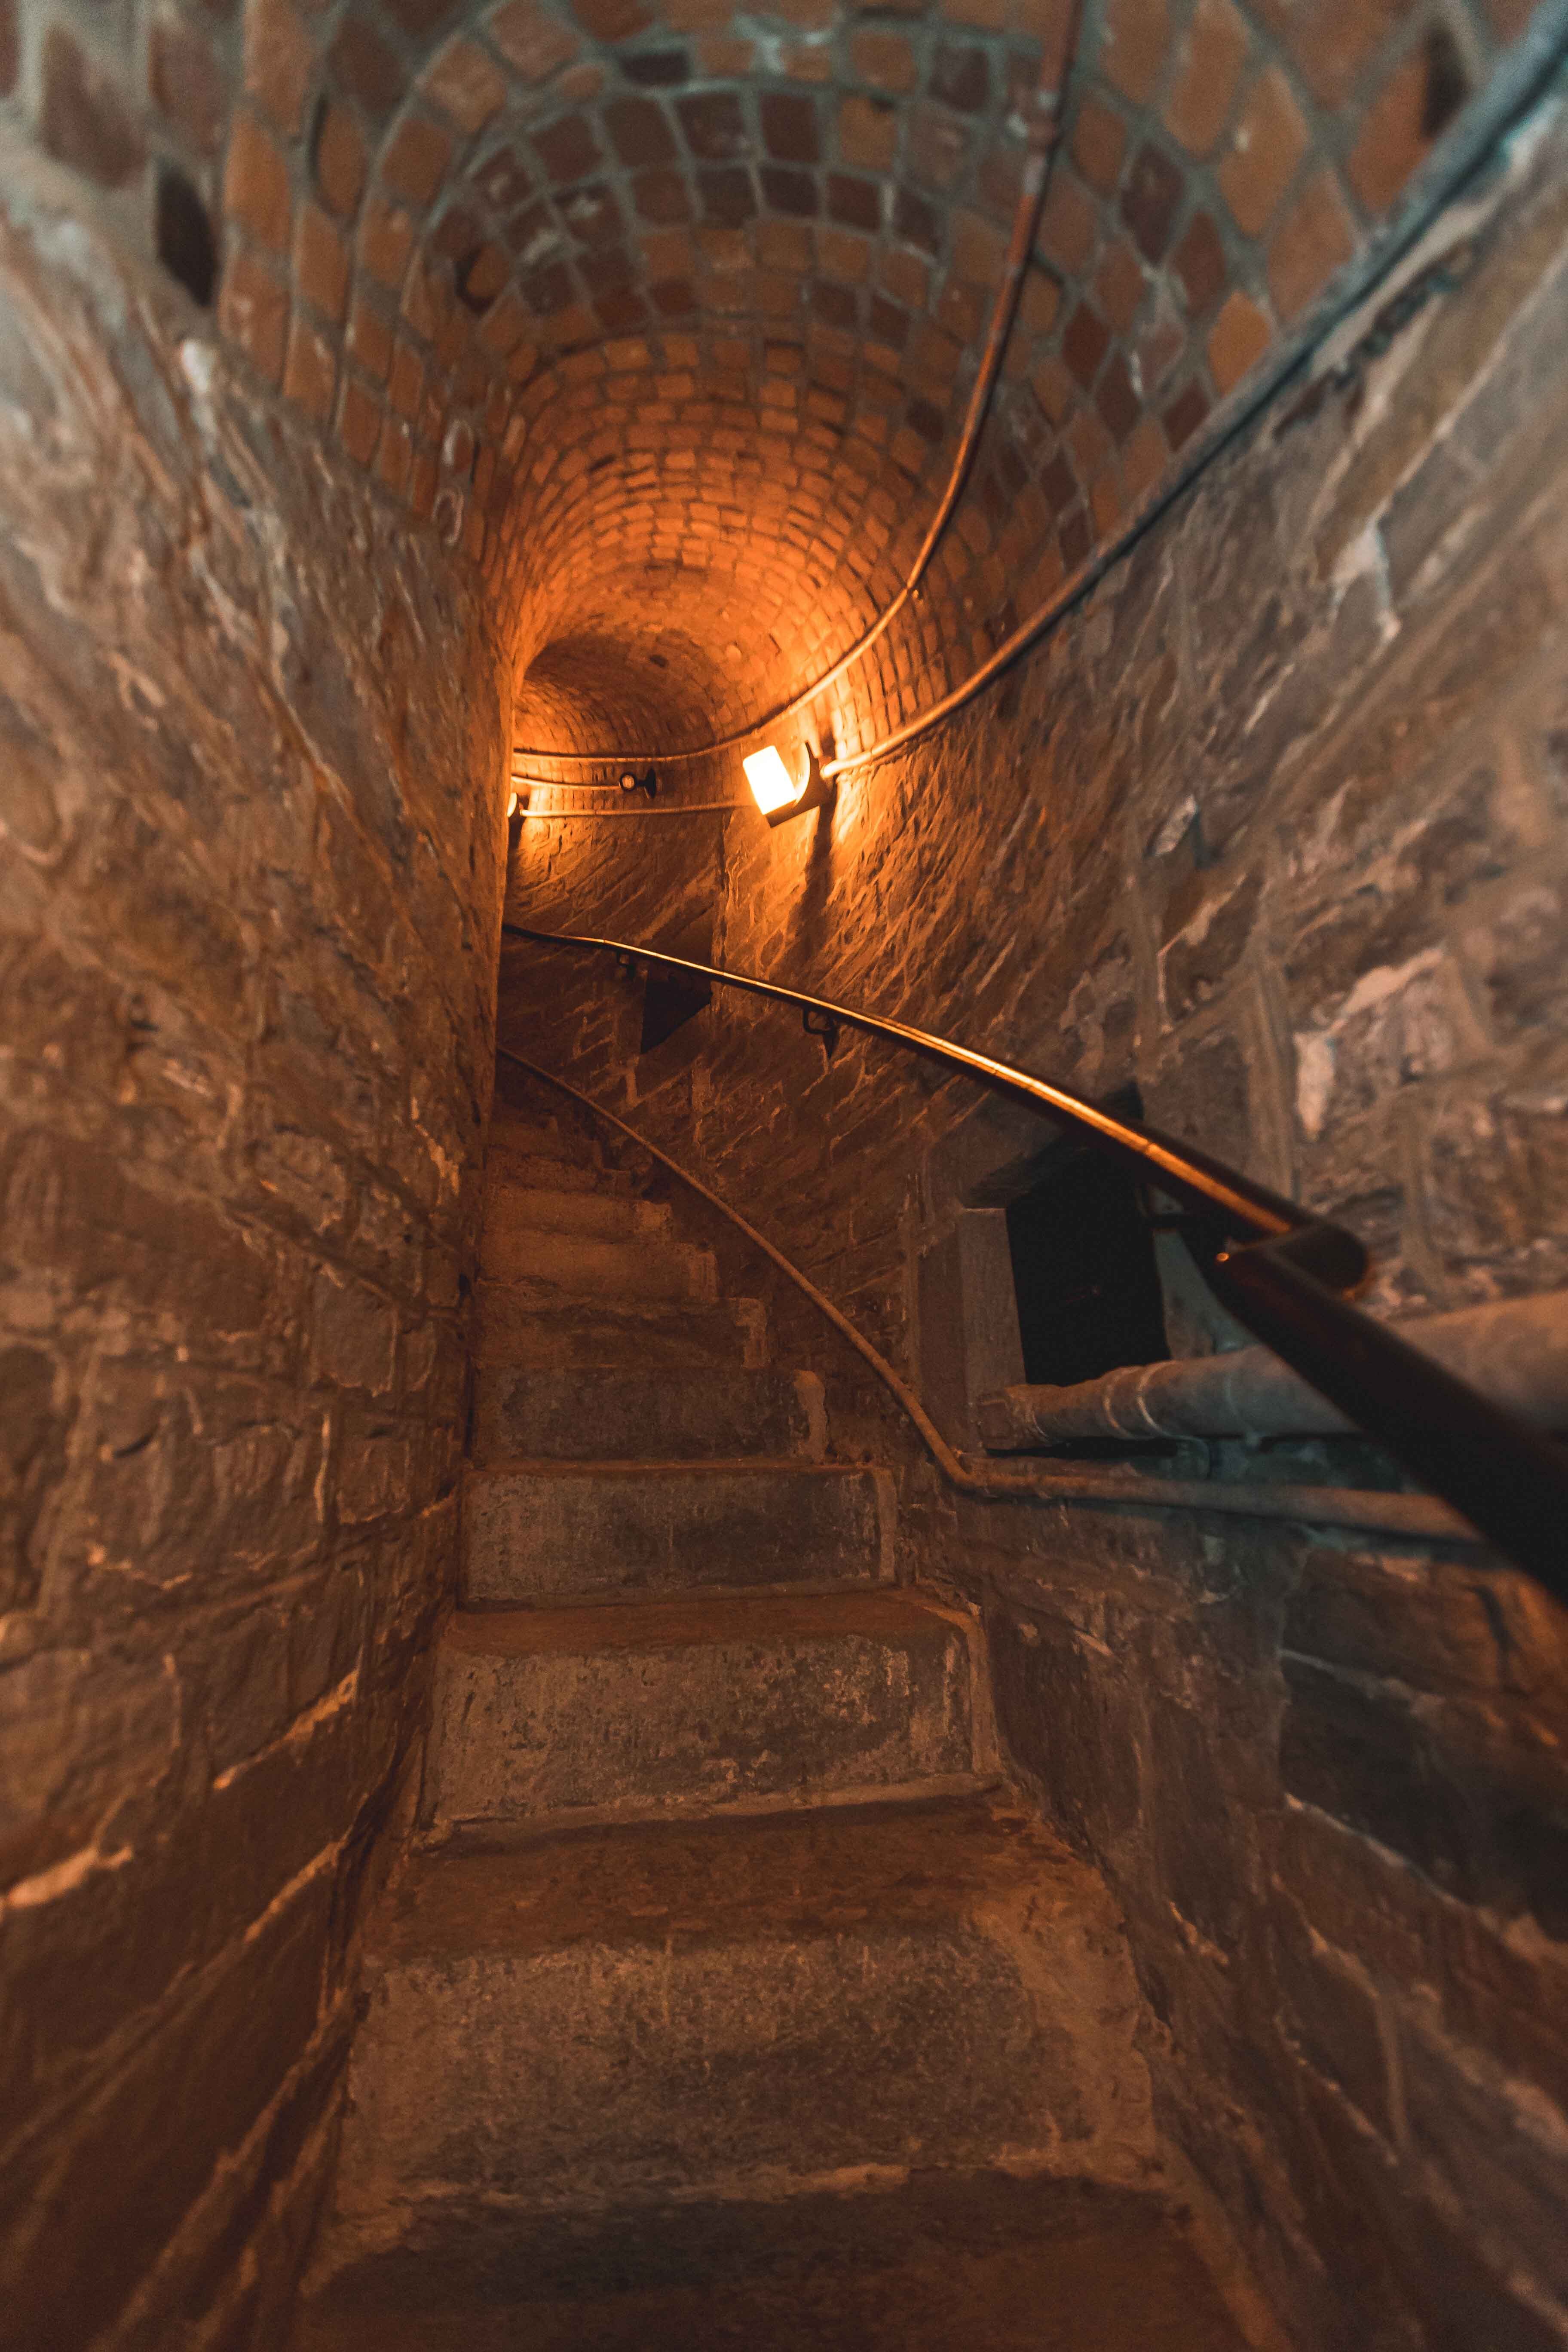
0;141;508;2349
502;91;1568;2349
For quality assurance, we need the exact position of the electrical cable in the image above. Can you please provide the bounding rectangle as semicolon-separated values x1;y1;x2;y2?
516;801;747;818
510;0;1085;773
510;3;1568;794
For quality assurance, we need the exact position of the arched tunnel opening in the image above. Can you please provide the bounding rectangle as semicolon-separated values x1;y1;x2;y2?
4;1;1568;2346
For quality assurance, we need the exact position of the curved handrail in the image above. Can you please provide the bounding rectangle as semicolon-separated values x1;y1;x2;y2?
502;923;1568;1593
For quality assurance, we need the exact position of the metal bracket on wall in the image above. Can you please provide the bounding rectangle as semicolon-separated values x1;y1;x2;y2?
802;1006;840;1062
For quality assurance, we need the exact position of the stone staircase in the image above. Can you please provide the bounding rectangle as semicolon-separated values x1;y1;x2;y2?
291;1088;1260;2350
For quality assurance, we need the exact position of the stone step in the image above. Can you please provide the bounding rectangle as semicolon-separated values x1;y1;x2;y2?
463;1458;886;1606
487;1185;672;1242
473;1285;766;1372
421;1589;976;1832
486;1149;609;1197
482;1225;717;1305
487;1115;577;1171
322;1795;1155;2269
472;1366;826;1467
296;2170;1250;2351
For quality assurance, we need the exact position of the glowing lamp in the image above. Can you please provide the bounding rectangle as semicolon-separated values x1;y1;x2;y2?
742;742;830;828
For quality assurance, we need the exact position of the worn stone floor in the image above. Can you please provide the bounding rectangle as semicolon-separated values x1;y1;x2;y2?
293;2170;1256;2349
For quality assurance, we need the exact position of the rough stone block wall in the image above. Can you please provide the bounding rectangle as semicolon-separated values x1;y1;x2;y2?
502;94;1568;2349
0;140;508;2348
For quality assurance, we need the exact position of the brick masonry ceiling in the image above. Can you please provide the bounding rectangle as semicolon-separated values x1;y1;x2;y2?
16;0;1542;751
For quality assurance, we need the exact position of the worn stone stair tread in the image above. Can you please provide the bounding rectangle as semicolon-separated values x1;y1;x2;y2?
293;2171;1254;2351
486;1185;671;1240
482;1225;717;1304
320;1794;1156;2268
485;1149;619;1196
471;1365;825;1464
440;1585;956;1661
462;1458;891;1605
421;1590;977;1828
391;1790;1072;1956
473;1286;766;1370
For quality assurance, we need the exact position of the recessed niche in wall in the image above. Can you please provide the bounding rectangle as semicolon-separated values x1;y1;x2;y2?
154;165;217;309
916;1083;1178;1447
1005;1092;1170;1388
640;910;713;1056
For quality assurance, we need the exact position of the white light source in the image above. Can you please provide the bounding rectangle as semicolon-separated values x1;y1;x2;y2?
742;744;800;817
743;741;831;827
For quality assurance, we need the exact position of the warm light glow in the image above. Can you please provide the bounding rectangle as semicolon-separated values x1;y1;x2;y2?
742;744;800;816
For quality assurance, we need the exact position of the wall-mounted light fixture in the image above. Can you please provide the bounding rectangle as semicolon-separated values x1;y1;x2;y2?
620;768;658;802
741;742;832;829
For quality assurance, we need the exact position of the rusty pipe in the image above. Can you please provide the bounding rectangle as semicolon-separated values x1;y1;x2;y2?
977;1289;1568;1450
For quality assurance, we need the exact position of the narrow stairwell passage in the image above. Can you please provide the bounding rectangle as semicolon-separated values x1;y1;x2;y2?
291;1075;1262;2349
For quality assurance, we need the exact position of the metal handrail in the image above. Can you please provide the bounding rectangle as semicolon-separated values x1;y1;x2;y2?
503;922;1568;1593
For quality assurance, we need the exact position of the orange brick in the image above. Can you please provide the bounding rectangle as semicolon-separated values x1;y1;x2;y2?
1068;399;1112;478
936;281;983;340
1348;36;1464;214
1268;167;1354;321
149;18;224;155
1100;0;1170;104
294;201;348;323
1091;464;1122;537
1164;0;1249;158
1032;352;1075;423
1121;410;1168;500
698;33;753;74
876;247;927;309
409;449;438;520
1018;270;1061;335
315;102;365;219
377;413;413;496
1072;93;1127;194
381;113;452;207
283;313;337;421
1095;238;1146;334
1036;171;1096;275
1219;66;1308;236
850;29;918;93
244;0;311;138
224;110;291;254
1256;0;1404;110
487;0;578;83
838;94;897;171
418;39;505;135
389;339;424;421
479;288;530;357
347;296;393;383
219;243;288;384
359;196;413;291
1207;286;1271;392
401;260;444;342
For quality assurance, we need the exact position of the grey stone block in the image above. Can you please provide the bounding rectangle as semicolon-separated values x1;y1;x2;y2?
331;1796;1155;2248
471;1365;827;1466
462;1458;887;1605
422;1589;976;1828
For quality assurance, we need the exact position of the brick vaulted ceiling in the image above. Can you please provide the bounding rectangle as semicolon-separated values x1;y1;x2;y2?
13;0;1542;757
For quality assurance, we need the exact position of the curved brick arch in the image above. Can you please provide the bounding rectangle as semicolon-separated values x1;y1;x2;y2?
75;0;1538;753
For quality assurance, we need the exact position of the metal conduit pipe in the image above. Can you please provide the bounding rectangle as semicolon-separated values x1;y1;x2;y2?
510;1;1085;774
977;1289;1568;1452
